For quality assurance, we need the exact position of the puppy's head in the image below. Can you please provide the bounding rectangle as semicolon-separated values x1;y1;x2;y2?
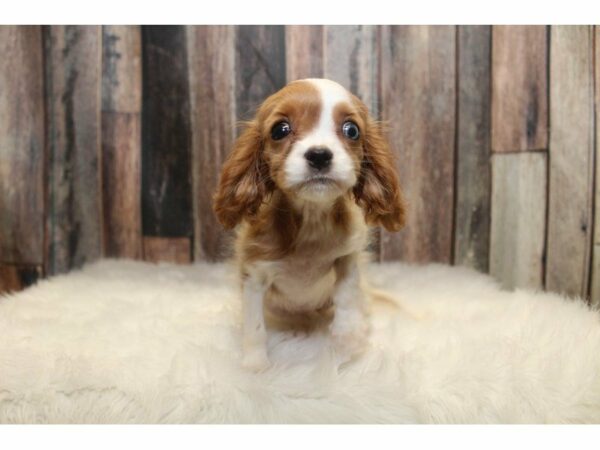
213;79;405;231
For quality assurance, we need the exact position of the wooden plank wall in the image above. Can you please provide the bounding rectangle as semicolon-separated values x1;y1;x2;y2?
1;25;600;303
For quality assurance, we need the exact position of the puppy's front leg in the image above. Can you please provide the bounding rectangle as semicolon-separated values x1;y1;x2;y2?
330;255;369;363
241;275;270;371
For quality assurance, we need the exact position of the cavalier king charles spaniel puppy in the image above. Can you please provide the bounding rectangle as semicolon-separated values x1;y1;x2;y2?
214;78;405;370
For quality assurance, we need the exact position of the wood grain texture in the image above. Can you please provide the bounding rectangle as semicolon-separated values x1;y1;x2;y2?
546;26;594;299
102;26;142;114
102;113;142;258
102;26;142;258
143;237;191;264
379;26;456;263
235;25;286;122
324;25;378;114
490;153;547;291
141;26;193;238
454;26;491;273
589;26;600;305
44;26;103;274
0;265;42;294
187;26;236;261
285;25;323;81
0;26;45;265
491;26;548;153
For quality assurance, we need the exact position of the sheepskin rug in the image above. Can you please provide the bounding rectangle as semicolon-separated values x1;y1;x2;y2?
1;259;600;424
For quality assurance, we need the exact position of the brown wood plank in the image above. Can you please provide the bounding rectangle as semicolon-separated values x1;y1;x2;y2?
0;265;42;295
102;112;142;258
187;26;236;261
589;26;600;305
379;26;456;263
0;26;45;265
285;25;323;81
546;26;594;299
101;26;142;259
141;26;193;238
491;26;548;153
143;237;191;265
102;26;142;114
454;25;491;273
235;25;286;122
490;153;547;291
44;26;103;274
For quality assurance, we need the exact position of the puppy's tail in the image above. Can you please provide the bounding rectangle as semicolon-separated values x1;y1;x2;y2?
367;287;424;320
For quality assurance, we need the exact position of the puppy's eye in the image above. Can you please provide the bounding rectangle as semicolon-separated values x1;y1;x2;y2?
342;121;360;140
271;121;291;140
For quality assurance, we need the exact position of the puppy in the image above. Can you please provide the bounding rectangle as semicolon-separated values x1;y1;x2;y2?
213;79;405;370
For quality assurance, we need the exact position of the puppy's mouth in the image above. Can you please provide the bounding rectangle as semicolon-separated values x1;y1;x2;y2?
299;176;339;189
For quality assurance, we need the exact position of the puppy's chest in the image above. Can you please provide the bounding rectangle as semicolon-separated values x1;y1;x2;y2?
262;229;365;311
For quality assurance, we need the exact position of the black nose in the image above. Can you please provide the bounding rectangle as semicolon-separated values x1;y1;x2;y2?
304;147;333;171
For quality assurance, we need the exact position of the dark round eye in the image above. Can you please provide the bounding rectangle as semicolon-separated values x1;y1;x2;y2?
271;121;291;140
342;121;360;140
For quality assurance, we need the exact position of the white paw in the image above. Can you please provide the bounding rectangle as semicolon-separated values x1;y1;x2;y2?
330;310;370;363
242;347;270;372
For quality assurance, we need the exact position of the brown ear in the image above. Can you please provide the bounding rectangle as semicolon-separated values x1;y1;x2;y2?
213;121;271;229
353;119;406;232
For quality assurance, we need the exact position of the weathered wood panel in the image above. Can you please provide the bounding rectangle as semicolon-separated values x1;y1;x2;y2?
235;25;286;122
490;153;547;291
102;113;142;258
380;26;456;263
286;25;323;81
491;26;548;153
546;26;594;299
589;26;600;306
44;26;103;274
102;26;142;114
102;26;142;259
0;26;45;265
324;25;378;113
143;237;191;265
454;26;491;273
187;26;236;261
141;26;193;238
0;265;42;295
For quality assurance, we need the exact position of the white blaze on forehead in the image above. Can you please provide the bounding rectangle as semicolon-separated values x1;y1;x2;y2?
283;78;357;197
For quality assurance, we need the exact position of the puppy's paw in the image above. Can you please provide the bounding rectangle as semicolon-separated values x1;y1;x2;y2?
330;310;370;364
242;347;270;372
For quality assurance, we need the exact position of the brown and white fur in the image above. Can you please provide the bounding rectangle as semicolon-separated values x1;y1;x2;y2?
213;79;405;370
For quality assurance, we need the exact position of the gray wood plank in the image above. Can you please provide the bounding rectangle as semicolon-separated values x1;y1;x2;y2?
588;26;600;305
235;25;286;122
0;26;45;265
454;25;491;273
324;25;378;114
44;26;103;274
546;26;594;299
187;26;236;261
379;25;457;263
490;152;547;291
491;26;548;153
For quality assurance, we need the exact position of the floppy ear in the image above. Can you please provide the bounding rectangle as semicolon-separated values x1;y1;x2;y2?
213;121;271;229
353;118;406;232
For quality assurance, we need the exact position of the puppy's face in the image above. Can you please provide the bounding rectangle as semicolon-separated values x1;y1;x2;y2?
214;78;405;232
257;79;364;203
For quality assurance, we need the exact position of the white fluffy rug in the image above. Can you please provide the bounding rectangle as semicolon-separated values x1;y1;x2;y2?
1;260;600;424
